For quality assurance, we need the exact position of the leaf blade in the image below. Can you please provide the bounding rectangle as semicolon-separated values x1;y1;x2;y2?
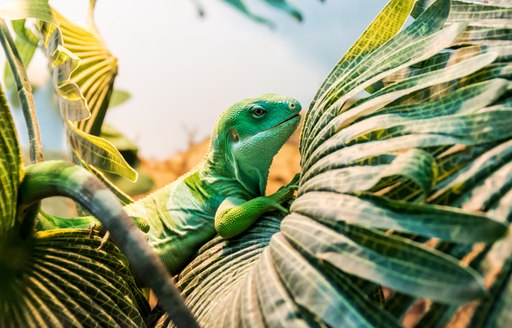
281;214;486;304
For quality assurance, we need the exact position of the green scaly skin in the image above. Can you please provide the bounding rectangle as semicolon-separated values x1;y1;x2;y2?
34;94;301;275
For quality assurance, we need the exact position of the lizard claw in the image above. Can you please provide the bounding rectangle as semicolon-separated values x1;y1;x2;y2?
265;197;290;215
88;222;96;238
97;231;110;251
88;221;109;251
271;185;297;204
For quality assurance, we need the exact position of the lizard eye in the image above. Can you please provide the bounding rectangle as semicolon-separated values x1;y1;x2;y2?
250;105;266;118
289;102;296;109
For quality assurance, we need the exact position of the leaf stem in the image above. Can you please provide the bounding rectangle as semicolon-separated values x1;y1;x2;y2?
0;19;43;163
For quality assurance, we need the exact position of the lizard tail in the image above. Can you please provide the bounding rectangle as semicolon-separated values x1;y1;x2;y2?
18;160;150;234
17;160;123;236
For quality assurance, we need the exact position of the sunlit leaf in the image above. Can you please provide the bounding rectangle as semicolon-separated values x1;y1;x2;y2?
307;0;415;113
302;109;512;183
66;122;137;181
269;232;401;327
300;149;438;197
99;124;154;196
295;0;511;325
301;0;453;154
50;9;118;135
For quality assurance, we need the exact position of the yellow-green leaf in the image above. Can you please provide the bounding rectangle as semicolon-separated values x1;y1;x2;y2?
67;122;138;181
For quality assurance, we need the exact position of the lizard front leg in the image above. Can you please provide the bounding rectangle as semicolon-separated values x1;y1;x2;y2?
214;175;299;239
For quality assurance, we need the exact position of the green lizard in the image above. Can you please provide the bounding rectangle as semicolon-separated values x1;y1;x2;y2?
31;93;301;275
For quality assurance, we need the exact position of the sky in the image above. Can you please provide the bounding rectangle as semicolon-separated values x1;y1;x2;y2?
10;0;388;159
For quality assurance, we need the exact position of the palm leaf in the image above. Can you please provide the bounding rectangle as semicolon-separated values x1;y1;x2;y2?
301;0;453;156
1;230;149;327
306;0;415;117
1;0;137;182
468;253;512;328
353;0;512;324
16;160;199;327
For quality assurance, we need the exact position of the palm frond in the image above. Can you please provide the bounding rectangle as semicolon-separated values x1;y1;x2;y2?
1;230;149;327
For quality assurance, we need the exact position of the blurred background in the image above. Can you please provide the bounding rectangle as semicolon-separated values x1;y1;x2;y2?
7;0;388;159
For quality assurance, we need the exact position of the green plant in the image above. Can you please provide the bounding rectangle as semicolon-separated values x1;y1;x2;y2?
1;0;510;327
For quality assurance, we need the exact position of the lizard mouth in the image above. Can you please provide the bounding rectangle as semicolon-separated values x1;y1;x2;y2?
257;114;300;135
271;113;301;129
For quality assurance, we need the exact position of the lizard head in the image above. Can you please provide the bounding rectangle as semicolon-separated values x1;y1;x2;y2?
208;93;301;196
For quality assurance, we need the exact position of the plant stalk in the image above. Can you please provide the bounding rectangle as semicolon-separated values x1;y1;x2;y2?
0;19;43;163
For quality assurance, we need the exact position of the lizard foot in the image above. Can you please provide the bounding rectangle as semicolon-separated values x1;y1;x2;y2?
269;174;300;204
